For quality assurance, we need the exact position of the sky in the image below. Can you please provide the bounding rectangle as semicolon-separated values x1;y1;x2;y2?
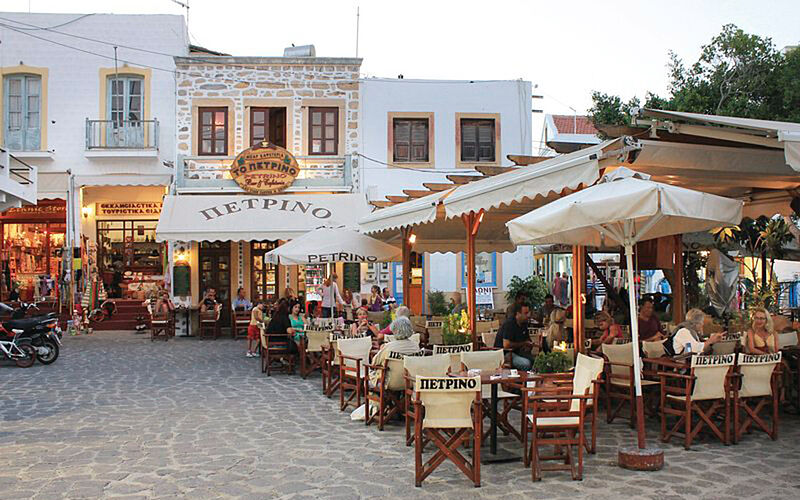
4;0;800;147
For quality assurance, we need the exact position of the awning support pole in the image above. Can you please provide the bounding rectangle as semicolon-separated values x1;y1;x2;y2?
462;210;483;350
401;227;413;313
572;245;585;354
672;234;685;324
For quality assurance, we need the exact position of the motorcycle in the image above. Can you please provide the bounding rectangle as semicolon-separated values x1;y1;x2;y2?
0;303;61;364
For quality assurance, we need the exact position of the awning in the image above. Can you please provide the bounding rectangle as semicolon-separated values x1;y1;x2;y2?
443;138;624;219
75;164;174;187
37;171;68;200
638;108;800;172
359;189;452;234
156;193;371;242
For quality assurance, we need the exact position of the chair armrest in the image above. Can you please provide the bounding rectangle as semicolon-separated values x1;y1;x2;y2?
529;393;591;402
658;371;693;380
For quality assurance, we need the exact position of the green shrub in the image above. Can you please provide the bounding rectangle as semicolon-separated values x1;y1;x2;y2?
427;290;450;316
532;351;571;374
506;275;548;311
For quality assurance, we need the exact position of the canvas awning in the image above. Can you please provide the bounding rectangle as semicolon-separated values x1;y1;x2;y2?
637;108;800;172
156;193;371;242
37;171;68;200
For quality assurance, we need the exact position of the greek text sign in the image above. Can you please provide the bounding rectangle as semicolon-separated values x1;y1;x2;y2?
230;142;299;194
97;202;162;216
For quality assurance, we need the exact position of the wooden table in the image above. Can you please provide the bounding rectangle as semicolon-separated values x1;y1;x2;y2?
452;368;533;463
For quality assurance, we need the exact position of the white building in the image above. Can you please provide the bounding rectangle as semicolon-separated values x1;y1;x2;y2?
360;78;534;311
0;12;186;302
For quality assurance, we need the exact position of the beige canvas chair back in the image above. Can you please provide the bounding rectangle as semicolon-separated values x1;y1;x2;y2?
404;354;451;379
367;311;385;324
642;339;666;358
602;342;634;377
570;353;605;411
426;319;444;345
305;330;329;353
433;344;473;373
409;333;421;346
738;352;782;398
711;340;738;355
475;321;498;335
460;349;503;372
328;331;361;365
415;376;480;429
384;356;410;391
337;336;372;369
481;331;498;348
410;316;427;333
690;354;735;401
778;331;798;349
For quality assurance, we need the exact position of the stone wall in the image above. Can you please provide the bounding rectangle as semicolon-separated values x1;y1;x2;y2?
175;58;361;188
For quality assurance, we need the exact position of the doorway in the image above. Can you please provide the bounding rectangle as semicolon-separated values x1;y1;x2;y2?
251;241;279;303
199;241;231;325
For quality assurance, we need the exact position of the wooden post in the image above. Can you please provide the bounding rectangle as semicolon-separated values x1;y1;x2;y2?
462;210;483;350
572;245;585;354
672;234;685;324
401;227;413;313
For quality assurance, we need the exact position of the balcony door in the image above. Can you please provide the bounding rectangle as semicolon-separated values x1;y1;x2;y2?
3;75;41;151
199;242;231;325
250;107;286;148
107;75;144;148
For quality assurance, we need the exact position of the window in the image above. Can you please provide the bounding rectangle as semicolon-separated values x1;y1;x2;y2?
393;118;429;162
107;75;144;147
199;107;228;155
250;107;287;148
96;220;163;275
4;75;41;151
461;252;497;288
251;241;278;302
309;107;338;155
460;118;495;162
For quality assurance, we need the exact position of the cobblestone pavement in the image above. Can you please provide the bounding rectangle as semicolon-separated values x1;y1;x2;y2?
1;331;798;499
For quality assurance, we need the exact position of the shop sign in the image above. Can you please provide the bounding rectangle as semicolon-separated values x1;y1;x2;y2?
2;202;66;219
97;202;162;216
476;286;495;307
230;142;299;194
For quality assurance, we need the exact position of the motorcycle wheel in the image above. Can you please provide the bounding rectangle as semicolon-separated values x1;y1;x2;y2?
37;339;59;365
14;343;36;368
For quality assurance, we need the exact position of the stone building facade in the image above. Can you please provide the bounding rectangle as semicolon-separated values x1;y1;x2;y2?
174;56;362;189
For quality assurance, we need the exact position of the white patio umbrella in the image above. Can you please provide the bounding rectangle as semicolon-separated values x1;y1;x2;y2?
264;227;401;320
507;168;743;450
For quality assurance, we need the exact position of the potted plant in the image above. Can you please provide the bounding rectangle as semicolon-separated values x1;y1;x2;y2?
443;310;471;345
533;351;571;374
427;290;449;316
506;275;548;312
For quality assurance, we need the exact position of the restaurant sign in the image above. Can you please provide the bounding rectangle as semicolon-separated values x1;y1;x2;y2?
230;142;299;194
97;202;163;216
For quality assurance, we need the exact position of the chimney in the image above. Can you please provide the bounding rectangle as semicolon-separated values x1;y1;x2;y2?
283;45;316;57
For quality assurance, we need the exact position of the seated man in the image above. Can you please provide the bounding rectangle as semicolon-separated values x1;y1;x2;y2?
494;302;534;370
200;287;218;313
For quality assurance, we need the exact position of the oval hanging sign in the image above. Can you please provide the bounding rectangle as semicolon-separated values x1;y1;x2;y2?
230;142;300;194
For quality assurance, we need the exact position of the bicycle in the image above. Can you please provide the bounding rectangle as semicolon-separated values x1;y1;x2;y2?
0;328;36;368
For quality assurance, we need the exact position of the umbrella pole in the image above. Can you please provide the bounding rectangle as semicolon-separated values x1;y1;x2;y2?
624;243;647;449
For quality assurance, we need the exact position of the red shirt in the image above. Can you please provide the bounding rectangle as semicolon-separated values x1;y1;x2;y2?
638;315;663;341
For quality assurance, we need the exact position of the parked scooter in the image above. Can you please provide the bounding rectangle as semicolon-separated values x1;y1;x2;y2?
0;303;61;364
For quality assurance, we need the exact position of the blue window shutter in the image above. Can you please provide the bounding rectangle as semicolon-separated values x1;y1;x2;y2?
4;76;24;150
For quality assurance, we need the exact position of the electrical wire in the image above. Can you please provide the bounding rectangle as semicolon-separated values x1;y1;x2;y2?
0;13;94;30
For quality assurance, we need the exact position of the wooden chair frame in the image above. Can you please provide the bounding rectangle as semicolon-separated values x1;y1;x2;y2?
601;346;659;427
413;386;482;487
231;309;250;340
459;351;521;443
199;306;221;340
150;311;170;342
659;365;734;449
338;339;371;412
522;386;589;481
733;358;782;443
364;359;404;431
261;332;296;376
299;330;330;379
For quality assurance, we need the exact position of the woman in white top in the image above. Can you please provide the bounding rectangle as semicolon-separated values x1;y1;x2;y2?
369;317;421;386
671;308;723;355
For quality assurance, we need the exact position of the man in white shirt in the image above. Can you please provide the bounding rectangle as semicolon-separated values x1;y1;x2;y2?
672;308;723;355
320;273;345;318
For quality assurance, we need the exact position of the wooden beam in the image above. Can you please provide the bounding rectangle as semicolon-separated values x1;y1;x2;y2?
422;182;454;192
572;246;586;354
402;189;432;198
462;213;480;350
474;165;514;177
672;234;685;324
370;201;395;209
507;154;551;166
401;227;414;313
386;195;410;203
446;175;481;185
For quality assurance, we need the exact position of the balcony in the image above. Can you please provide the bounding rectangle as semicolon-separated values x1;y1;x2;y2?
0;147;38;209
175;154;354;193
85;119;159;157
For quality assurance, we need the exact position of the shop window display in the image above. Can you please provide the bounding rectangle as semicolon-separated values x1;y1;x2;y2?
2;222;64;301
97;220;163;276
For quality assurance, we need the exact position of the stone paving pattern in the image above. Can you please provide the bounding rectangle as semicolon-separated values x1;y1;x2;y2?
1;331;799;499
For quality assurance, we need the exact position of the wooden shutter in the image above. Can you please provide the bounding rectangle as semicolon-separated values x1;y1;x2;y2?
4;76;24;151
477;121;495;161
460;119;494;162
269;107;287;148
393;120;411;162
410;120;428;162
309;107;338;155
199;107;227;156
250;107;268;146
393;118;428;162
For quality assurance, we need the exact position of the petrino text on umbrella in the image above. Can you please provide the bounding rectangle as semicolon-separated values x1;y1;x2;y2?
307;252;380;263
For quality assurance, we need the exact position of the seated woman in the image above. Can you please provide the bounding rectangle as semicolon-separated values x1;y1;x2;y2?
746;307;778;354
545;308;567;345
288;302;307;344
265;299;298;354
591;311;622;349
350;306;381;339
369;317;422;386
368;285;383;312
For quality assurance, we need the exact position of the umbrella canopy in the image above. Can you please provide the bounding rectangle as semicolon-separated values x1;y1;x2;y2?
264;227;401;265
507;169;743;247
506;168;743;450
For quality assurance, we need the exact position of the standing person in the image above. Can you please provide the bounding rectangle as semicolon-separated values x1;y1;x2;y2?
342;289;358;321
320;273;344;319
246;301;266;358
232;287;252;311
637;297;665;341
368;285;383;312
559;273;571;308
745;307;779;354
284;287;298;309
552;272;562;306
494;303;535;370
382;287;396;310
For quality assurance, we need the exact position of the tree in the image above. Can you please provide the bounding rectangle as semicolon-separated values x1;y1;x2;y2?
589;24;800;126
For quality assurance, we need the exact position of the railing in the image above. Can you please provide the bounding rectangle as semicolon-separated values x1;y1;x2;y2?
0;147;37;204
176;154;354;192
85;119;159;150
